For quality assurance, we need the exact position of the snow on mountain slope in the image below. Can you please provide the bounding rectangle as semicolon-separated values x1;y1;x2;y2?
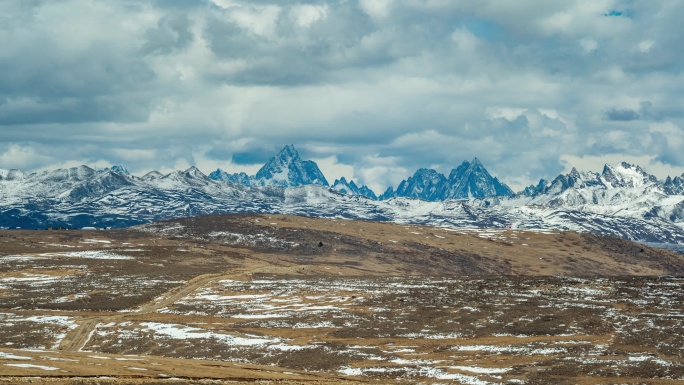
0;169;27;180
208;169;251;186
447;158;514;199
253;144;328;187
208;145;329;188
331;177;378;200
381;159;513;201
507;162;684;226
2;160;684;244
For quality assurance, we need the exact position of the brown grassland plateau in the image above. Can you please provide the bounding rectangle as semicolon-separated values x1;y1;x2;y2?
0;214;683;384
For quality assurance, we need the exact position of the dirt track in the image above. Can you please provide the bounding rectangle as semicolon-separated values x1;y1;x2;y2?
58;273;224;352
57;263;286;353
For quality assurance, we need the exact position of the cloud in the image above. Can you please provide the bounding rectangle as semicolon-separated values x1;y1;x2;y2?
1;1;684;193
580;38;599;53
142;14;195;55
560;154;684;180
359;0;393;21
637;39;655;53
0;144;50;170
603;108;641;121
290;4;328;28
649;122;684;165
311;156;355;183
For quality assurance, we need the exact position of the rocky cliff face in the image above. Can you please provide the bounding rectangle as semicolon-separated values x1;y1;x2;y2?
208;145;329;188
380;158;513;201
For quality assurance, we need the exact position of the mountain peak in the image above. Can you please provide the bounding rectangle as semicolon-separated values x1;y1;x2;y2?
97;165;130;176
141;171;163;181
281;144;297;155
601;162;657;188
111;165;130;175
253;145;328;187
332;177;377;200
384;159;513;201
447;159;513;199
272;144;300;164
183;166;206;178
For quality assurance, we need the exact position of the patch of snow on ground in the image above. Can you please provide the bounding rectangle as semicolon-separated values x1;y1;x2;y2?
0;274;63;283
140;322;280;346
0;255;44;262
267;344;313;352
81;239;111;244
452;344;566;355
23;315;77;328
5;363;60;371
338;367;362;376
39;251;134;260
451;365;511;374
0;352;32;360
292;321;336;328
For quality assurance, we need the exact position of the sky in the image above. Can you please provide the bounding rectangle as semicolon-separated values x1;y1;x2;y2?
1;0;684;194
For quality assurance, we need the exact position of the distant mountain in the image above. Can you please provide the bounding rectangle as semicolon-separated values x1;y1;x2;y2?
99;165;130;176
331;177;378;200
209;145;329;188
507;162;684;228
380;158;513;201
208;169;250;186
2;154;684;245
381;168;446;201
141;171;163;181
254;145;328;187
519;162;671;206
664;175;684;195
447;158;513;198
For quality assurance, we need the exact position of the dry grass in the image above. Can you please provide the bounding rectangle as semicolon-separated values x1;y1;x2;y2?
0;214;683;384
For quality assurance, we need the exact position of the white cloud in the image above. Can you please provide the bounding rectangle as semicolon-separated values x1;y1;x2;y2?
451;28;479;51
359;0;393;20
637;39;655;53
0;145;50;170
356;155;409;194
538;1;630;37
290;4;328;28
580;37;599;53
311;156;355;184
226;4;281;38
485;107;528;121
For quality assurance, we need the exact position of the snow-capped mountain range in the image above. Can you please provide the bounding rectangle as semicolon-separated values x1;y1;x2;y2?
379;158;513;201
1;145;684;244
